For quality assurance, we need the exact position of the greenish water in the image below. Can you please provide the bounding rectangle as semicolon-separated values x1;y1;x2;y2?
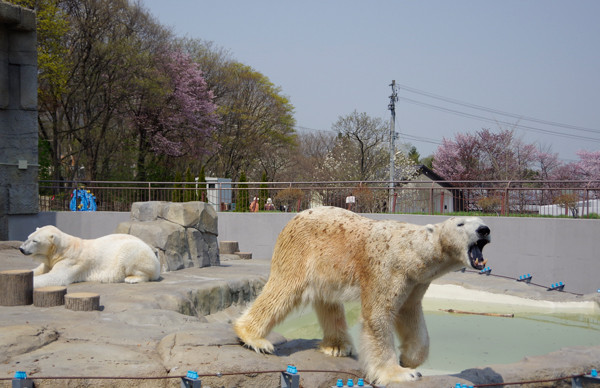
274;303;600;375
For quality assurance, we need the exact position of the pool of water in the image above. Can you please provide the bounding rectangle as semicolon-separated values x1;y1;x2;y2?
274;296;600;375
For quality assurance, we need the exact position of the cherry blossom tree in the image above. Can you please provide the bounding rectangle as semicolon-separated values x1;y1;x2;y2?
573;150;600;181
129;48;220;180
433;128;538;181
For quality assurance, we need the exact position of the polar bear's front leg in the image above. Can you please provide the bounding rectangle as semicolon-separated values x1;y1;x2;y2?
34;271;68;287
360;312;421;384
395;284;430;368
32;263;48;276
34;261;80;287
359;288;422;385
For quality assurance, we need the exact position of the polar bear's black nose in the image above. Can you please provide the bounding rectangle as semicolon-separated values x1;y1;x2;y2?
19;247;25;254
477;225;490;237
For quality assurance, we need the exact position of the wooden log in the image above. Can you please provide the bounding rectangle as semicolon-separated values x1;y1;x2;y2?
235;251;253;260
0;270;33;306
65;292;100;311
219;241;240;255
33;286;67;307
440;309;514;318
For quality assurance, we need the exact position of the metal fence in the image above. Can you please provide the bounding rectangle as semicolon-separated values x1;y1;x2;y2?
38;179;600;218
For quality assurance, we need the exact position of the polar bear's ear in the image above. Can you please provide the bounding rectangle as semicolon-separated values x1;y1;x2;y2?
425;224;434;233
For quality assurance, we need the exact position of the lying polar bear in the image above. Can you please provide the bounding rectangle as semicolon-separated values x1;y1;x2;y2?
234;206;491;385
20;225;160;288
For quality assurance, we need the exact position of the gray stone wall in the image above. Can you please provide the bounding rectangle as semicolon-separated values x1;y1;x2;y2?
0;2;38;240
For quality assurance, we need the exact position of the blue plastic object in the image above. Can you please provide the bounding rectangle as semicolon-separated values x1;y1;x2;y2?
347;378;354;387
286;365;297;374
549;281;565;291
186;370;198;380
592;369;598;377
336;378;344;387
517;273;532;283
357;378;364;386
14;371;27;379
69;189;97;211
479;266;491;275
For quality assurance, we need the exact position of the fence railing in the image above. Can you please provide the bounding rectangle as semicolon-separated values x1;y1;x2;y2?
38;180;600;218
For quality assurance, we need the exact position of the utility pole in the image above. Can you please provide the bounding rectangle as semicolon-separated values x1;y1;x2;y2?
388;80;398;212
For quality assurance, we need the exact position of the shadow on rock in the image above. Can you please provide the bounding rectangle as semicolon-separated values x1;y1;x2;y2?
275;338;321;356
275;339;359;361
453;367;504;385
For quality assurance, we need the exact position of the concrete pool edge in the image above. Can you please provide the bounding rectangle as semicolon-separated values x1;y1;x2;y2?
425;283;600;314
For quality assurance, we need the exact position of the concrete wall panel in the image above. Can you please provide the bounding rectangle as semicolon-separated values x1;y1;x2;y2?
7;211;599;294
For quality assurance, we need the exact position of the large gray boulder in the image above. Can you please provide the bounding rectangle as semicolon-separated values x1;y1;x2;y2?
116;201;220;272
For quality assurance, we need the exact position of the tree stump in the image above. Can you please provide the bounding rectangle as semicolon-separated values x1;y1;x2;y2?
235;251;253;260
33;286;67;307
219;241;240;255
0;270;33;306
65;292;100;311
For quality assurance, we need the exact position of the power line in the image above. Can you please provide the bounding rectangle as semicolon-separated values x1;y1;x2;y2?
399;96;600;143
396;82;600;135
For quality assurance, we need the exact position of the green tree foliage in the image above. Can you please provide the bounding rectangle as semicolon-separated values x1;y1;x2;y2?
183;167;195;202
183;39;297;181
197;166;206;202
236;171;249;212
17;0;296;183
259;172;269;209
172;170;183;202
407;146;421;165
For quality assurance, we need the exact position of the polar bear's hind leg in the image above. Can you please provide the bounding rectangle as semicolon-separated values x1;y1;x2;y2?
314;299;354;356
234;279;303;354
124;274;149;283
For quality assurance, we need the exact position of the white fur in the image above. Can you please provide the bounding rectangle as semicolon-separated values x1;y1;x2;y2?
20;225;160;287
233;207;491;385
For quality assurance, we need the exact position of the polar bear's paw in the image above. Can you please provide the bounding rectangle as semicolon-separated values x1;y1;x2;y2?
239;337;274;354
319;339;353;357
374;365;422;384
124;275;148;284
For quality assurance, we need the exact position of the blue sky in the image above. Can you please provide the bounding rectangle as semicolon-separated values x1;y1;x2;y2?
139;0;600;162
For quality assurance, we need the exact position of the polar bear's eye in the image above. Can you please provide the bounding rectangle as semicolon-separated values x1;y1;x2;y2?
457;222;464;227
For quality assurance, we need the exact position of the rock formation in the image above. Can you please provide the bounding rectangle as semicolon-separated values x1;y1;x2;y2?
116;201;219;272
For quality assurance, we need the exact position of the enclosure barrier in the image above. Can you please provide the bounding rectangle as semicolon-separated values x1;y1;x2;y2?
5;367;600;387
39;179;600;217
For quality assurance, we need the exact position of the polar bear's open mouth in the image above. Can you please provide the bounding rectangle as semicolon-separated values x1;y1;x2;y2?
468;239;489;270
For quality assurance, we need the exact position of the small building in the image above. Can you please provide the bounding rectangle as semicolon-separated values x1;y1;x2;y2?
395;165;464;214
205;177;232;210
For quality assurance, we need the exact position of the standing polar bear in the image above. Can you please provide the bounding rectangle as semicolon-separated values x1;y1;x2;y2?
20;225;160;288
234;206;491;385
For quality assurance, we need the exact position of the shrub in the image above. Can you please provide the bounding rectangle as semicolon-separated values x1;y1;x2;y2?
477;197;501;213
274;188;304;211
